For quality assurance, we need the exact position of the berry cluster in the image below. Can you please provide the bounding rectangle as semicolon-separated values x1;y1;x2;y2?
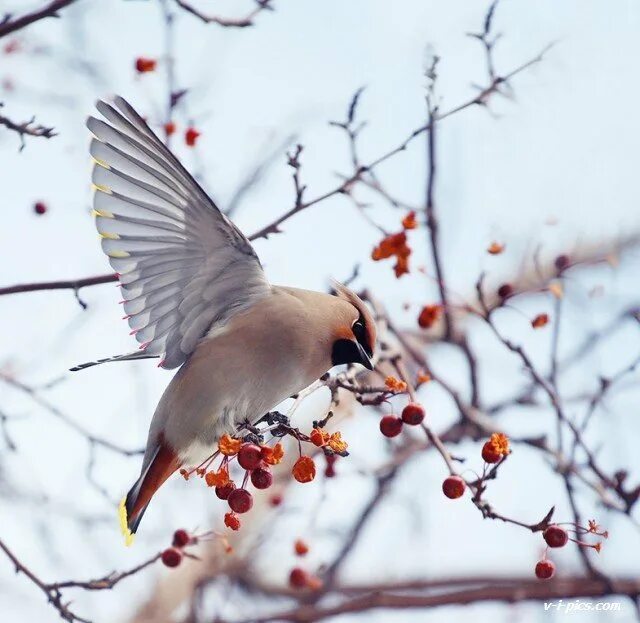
379;402;425;438
370;211;417;278
161;529;194;568
534;521;608;580
178;413;349;532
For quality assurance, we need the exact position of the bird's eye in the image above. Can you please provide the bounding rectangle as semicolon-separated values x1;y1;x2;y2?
352;318;366;344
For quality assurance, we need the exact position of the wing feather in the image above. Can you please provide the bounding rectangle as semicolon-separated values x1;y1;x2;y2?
87;97;270;368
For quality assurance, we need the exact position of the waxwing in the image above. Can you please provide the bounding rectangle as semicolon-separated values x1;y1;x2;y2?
73;97;377;537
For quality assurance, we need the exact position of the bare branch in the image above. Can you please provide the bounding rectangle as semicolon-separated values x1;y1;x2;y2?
0;0;78;39
0;103;56;150
173;0;273;28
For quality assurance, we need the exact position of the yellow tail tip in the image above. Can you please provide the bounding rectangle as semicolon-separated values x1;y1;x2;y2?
118;497;135;547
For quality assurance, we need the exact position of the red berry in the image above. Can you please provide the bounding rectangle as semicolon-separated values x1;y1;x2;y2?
325;454;337;478
442;475;465;499
238;443;262;471
379;415;403;438
185;127;200;147
270;493;283;507
251;467;273;489
554;254;570;271
34;201;47;215
401;403;425;426
135;57;156;73
228;488;253;514
289;567;308;589
164;121;176;136
481;441;502;464
215;481;236;500
543;525;568;548
535;559;555;580
161;547;182;568
172;529;190;548
497;283;514;299
294;539;309;556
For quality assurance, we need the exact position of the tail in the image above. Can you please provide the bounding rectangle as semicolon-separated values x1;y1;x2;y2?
119;437;182;543
70;351;159;372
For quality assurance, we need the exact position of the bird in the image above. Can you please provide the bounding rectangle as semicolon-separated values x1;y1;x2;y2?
74;96;377;540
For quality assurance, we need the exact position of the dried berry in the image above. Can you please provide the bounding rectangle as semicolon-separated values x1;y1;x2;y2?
481;441;502;464
497;283;514;299
34;201;47;215
261;443;284;465
310;427;328;447
292;456;316;483
224;511;241;531
205;467;229;487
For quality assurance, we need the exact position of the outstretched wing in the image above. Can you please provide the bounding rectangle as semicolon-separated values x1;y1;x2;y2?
86;96;270;369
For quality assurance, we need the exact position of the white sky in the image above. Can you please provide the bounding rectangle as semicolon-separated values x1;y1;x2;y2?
1;1;639;621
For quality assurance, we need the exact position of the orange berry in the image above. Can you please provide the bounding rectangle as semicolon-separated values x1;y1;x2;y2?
294;539;309;556
417;305;441;329
481;441;502;464
292;456;316;483
224;511;241;531
531;313;550;329
135;57;157;73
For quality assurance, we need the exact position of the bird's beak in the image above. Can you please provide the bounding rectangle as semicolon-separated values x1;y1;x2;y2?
356;342;374;370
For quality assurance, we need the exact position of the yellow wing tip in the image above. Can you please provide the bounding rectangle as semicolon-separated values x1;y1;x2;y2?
118;496;135;547
92;183;112;194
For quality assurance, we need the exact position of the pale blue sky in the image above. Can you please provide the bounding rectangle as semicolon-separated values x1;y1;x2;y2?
1;1;639;621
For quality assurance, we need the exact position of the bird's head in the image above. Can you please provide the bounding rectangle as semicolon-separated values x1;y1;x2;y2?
329;282;377;371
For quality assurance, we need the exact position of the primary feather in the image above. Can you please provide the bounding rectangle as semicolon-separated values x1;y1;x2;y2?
84;97;270;369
